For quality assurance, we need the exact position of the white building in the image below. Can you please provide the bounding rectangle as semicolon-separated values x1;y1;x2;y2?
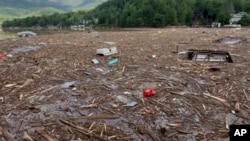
229;12;248;24
211;22;221;28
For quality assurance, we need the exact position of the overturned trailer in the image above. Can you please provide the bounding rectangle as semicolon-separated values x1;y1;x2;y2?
186;50;233;63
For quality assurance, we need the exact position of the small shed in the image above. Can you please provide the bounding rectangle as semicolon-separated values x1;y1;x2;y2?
229;12;248;24
211;22;221;28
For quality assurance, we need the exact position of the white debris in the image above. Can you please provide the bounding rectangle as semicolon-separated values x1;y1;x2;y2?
61;81;75;89
6;54;13;57
96;47;118;56
116;95;129;103
123;91;131;95
96;68;104;72
103;42;116;45
92;59;99;64
5;84;16;88
177;51;187;55
17;31;36;37
38;42;47;46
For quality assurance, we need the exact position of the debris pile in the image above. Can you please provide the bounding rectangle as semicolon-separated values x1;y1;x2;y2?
97;47;118;56
213;36;247;45
0;28;249;141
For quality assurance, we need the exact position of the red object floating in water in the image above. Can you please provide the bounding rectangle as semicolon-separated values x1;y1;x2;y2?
143;89;156;97
0;54;5;60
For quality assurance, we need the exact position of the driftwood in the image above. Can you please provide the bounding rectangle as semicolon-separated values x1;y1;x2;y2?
136;124;160;141
19;79;34;88
23;131;35;141
36;85;58;95
243;89;249;101
100;106;116;114
59;119;107;141
0;128;15;141
70;114;120;120
203;93;230;107
36;129;56;141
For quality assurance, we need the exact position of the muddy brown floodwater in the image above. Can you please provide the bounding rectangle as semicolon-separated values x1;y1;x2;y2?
0;28;250;141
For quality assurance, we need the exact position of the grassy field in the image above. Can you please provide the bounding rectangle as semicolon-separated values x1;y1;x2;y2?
0;30;17;40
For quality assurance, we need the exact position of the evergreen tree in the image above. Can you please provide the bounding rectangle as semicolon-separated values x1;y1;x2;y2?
2;0;250;28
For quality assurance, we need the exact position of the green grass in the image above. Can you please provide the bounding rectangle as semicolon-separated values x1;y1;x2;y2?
0;31;17;40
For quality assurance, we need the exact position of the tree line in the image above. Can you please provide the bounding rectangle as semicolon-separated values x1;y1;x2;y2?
2;0;250;28
2;11;87;28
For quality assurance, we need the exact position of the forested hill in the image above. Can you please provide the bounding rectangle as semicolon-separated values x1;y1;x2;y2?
0;0;106;24
90;0;250;27
2;0;250;28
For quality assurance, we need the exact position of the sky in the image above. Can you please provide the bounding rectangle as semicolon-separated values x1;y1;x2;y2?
23;0;85;6
47;0;83;6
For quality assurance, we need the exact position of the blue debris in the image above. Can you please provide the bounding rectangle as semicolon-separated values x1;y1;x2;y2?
108;58;118;66
126;101;138;107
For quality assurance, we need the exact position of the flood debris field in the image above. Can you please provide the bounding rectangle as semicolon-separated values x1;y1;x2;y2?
0;28;250;141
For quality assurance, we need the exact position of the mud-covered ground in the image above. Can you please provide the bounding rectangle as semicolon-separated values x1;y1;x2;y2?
0;28;250;141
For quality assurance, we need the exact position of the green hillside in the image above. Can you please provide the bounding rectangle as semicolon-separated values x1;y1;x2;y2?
88;0;250;27
0;7;64;24
72;1;107;12
3;0;250;28
0;0;106;24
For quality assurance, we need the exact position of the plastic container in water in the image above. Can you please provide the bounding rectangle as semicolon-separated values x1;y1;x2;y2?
108;58;118;66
